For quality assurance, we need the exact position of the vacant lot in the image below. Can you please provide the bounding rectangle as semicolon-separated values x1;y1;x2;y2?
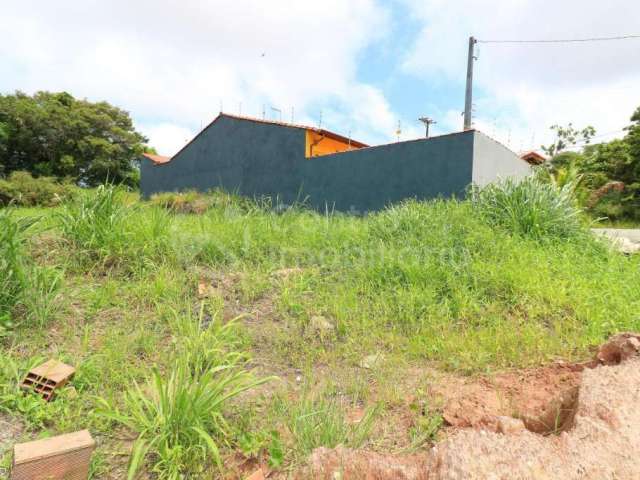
1;185;639;478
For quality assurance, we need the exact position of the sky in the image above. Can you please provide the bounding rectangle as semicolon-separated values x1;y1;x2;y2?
1;0;639;156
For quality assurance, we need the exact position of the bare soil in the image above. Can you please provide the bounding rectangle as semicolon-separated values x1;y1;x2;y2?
296;333;640;479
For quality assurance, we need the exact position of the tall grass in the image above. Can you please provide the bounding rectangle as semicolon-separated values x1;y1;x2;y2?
99;306;272;479
470;176;584;240
0;210;30;329
0;210;59;331
58;185;171;270
274;395;378;458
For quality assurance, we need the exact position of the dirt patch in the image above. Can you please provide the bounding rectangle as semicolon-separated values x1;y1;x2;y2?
296;333;640;479
0;413;23;470
439;362;583;434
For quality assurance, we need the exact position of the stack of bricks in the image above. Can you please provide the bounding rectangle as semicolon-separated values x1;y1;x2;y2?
12;430;95;480
20;359;75;402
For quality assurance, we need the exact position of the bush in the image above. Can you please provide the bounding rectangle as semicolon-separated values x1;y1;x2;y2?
0;171;76;207
470;176;584;240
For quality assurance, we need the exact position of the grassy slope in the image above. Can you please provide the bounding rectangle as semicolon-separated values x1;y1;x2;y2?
1;191;640;477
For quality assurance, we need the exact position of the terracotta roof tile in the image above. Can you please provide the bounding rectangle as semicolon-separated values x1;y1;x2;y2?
142;153;171;164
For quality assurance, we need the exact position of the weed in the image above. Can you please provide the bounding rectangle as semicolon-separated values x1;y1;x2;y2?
98;357;272;479
0;210;59;331
470;176;584;240
274;394;378;459
58;184;171;270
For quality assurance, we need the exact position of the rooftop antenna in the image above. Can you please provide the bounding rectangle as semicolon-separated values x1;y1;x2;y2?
262;104;266;120
270;106;282;121
347;129;352;149
319;110;323;129
418;117;437;138
396;120;402;142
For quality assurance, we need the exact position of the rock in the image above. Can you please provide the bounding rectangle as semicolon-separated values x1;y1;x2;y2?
245;468;265;480
616;237;640;254
596;332;640;365
197;280;218;299
359;353;384;370
309;315;335;334
496;416;525;435
272;267;304;279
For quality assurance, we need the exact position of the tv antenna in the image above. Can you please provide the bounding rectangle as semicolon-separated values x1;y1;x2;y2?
418;117;437;138
270;107;282;121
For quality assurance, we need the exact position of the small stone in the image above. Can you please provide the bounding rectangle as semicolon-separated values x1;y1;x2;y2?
309;315;335;334
496;416;526;435
359;353;384;369
246;468;265;480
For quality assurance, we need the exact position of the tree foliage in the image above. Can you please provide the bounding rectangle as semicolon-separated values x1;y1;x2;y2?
543;109;640;220
541;123;595;158
0;91;148;186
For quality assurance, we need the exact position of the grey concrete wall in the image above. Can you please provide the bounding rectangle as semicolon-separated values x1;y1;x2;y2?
141;115;307;204
141;116;525;212
471;131;531;186
299;132;474;212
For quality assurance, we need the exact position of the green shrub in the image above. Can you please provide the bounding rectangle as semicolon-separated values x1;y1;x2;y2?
471;176;584;240
0;171;76;207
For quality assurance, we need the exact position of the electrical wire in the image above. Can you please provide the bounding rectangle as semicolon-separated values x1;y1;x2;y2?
478;34;640;44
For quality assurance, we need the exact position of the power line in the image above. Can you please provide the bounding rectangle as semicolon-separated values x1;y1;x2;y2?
478;34;640;44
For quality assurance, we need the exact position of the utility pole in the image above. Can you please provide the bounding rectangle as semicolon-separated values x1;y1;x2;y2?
463;36;477;130
419;117;437;138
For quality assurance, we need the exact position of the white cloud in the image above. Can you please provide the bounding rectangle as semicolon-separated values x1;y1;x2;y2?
0;0;395;154
138;123;194;157
401;0;640;151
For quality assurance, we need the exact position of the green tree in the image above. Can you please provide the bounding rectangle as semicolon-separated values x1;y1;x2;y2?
542;123;596;158
0;91;148;186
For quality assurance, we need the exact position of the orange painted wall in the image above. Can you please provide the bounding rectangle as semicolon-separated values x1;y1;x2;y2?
305;130;360;158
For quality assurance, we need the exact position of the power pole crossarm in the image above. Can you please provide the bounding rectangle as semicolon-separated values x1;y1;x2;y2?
463;36;477;131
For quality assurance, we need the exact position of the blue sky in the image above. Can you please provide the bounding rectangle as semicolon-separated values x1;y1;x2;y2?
2;0;639;155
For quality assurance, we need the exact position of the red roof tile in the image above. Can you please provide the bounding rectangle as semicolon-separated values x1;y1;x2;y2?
142;153;171;164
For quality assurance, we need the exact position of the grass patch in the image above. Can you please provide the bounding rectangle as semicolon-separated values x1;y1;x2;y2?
2;181;640;477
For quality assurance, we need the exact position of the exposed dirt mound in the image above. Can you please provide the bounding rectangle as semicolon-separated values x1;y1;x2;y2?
440;362;582;434
298;333;640;479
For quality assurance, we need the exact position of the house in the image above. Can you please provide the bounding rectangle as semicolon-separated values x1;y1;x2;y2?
520;150;547;166
141;113;530;212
